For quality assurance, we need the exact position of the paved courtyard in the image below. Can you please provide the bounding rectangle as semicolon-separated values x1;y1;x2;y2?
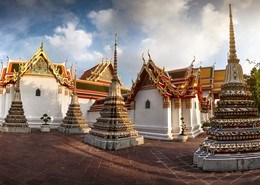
0;130;260;185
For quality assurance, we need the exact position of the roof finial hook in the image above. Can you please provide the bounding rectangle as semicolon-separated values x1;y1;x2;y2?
142;53;146;65
192;56;196;66
147;49;151;61
40;40;44;50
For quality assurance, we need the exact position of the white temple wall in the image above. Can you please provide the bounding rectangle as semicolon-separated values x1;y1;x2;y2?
78;98;96;124
86;111;100;127
0;85;16;125
133;88;173;140
20;75;69;128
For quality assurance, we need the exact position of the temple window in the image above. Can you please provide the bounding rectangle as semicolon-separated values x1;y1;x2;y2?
194;102;197;109
145;100;150;109
36;89;41;96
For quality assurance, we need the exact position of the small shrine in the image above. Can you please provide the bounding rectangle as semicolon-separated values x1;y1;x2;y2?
59;70;90;134
194;4;260;171
84;34;144;150
1;70;31;133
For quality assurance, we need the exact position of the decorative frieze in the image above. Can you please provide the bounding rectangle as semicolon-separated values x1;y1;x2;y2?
58;85;62;94
173;98;181;109
6;85;10;93
185;99;192;109
65;88;68;95
163;97;171;108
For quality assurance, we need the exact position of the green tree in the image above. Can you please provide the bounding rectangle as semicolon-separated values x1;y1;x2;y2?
245;60;260;115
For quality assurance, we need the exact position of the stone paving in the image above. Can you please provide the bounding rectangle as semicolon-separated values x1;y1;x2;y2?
0;130;260;185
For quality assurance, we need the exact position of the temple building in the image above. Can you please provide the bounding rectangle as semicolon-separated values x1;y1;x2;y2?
0;43;129;128
194;4;260;171
0;39;228;140
88;55;204;140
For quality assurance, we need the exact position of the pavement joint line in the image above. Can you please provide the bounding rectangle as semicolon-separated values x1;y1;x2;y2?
150;146;188;184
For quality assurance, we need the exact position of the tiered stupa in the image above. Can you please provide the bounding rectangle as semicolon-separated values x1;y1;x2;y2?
59;72;90;134
194;4;260;171
1;71;31;133
84;34;144;150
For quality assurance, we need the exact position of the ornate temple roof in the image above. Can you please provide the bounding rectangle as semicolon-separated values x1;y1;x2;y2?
128;55;201;101
193;66;226;95
79;61;114;84
0;43;72;87
212;69;225;93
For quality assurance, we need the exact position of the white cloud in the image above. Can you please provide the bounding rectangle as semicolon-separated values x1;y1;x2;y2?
45;22;103;63
88;0;260;84
88;9;128;36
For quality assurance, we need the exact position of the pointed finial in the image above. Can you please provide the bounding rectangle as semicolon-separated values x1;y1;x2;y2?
40;40;44;50
142;53;146;65
147;49;151;61
113;33;118;78
6;56;10;62
229;4;237;61
191;56;195;66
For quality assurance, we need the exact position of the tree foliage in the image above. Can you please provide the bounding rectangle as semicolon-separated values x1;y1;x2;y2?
244;60;260;115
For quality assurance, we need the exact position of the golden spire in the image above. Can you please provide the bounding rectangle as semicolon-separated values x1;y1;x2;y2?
229;4;238;62
113;33;118;79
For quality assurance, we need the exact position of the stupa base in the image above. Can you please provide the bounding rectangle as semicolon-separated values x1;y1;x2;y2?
1;126;31;133
58;126;90;134
84;134;144;150
193;149;260;171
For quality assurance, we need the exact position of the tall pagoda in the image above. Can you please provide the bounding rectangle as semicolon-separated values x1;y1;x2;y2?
194;4;260;171
59;70;90;134
1;71;31;133
84;34;144;150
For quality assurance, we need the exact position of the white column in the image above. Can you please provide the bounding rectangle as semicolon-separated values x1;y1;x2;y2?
171;98;182;138
162;106;173;140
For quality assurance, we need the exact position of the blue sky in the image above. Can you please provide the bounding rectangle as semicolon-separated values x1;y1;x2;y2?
0;0;259;87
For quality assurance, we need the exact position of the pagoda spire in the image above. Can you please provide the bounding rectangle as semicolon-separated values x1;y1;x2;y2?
113;33;119;81
228;4;238;62
223;4;244;83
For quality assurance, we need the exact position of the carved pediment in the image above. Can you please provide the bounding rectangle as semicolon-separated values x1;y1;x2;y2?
26;57;52;75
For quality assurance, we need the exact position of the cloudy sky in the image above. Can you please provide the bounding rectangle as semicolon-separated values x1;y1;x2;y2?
0;0;259;87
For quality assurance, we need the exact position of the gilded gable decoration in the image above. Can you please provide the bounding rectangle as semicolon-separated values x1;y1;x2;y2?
79;61;114;82
9;43;73;87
